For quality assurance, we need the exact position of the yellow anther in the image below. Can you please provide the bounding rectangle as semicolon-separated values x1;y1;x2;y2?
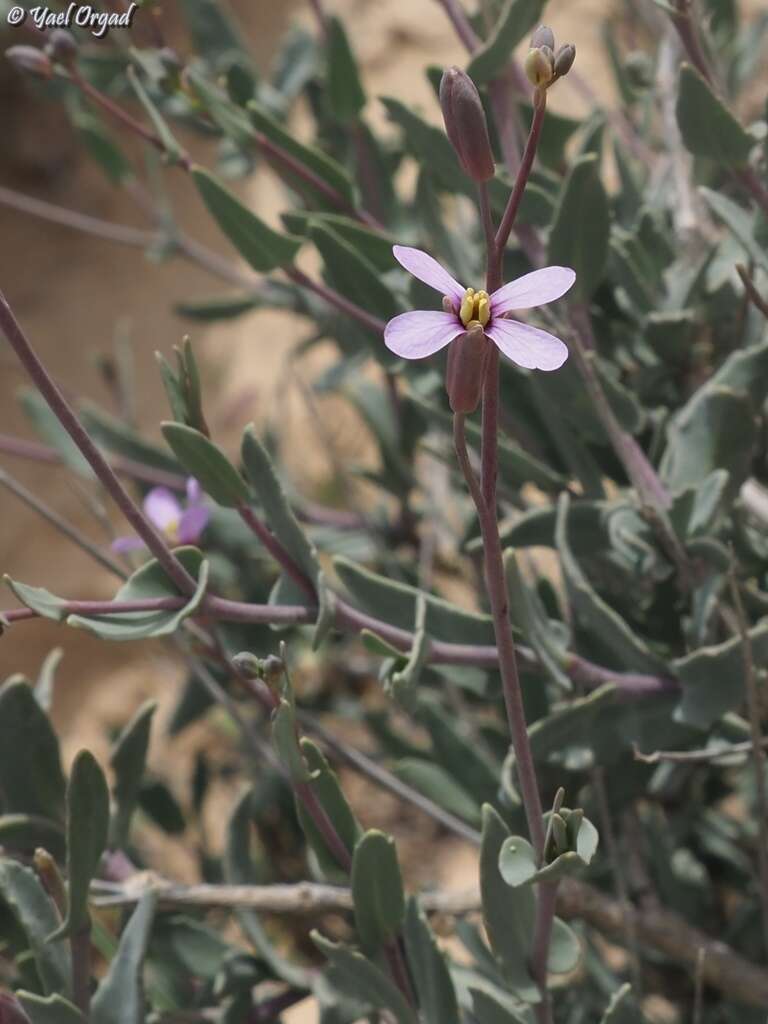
459;287;491;328
165;518;180;543
459;288;476;326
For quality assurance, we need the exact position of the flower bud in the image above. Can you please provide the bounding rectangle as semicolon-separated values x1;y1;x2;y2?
45;29;78;66
530;24;555;51
439;66;495;183
445;324;490;414
553;43;576;79
5;46;53;80
33;848;66;915
524;46;554;87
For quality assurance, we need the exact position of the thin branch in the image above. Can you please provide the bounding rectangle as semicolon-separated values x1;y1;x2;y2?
737;264;768;321
0;185;156;248
0;469;127;580
634;738;768;764
89;875;768;1008
0;291;197;594
435;0;480;53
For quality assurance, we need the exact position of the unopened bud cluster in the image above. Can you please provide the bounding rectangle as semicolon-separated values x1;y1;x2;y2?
5;28;79;79
524;24;575;89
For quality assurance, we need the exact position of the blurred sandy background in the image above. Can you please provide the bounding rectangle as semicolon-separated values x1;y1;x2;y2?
0;2;760;1020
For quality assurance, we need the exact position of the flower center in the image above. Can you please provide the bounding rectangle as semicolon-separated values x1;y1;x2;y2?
459;287;490;328
164;518;180;543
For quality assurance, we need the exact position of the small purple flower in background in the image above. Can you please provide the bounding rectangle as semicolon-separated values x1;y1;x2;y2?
112;478;209;553
384;245;574;371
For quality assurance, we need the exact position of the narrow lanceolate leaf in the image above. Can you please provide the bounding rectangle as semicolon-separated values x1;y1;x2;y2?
295;740;360;881
161;422;250;507
90;894;157;1024
109;701;157;849
0;860;71;996
67;548;209;642
192;166;302;272
676;63;753;165
311;222;400;322
16;993;85;1024
479;805;539;1002
555;494;668;676
326;16;366;120
467;0;545;84
311;933;418;1024
126;66;185;165
0;679;66;821
548;154;609;301
50;750;110;941
351;830;406;954
402;898;461;1024
241;425;319;581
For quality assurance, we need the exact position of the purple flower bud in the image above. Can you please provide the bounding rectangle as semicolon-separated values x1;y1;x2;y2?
5;46;53;80
445;324;490;414
439;66;495;183
524;46;554;87
45;29;78;66
530;25;555;50
554;43;576;78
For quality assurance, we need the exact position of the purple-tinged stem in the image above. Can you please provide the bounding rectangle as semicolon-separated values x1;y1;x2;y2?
0;292;197;594
453;415;545;855
0;588;679;697
0;468;127;580
494;89;547;261
669;0;715;84
437;0;480;52
531;882;558;1024
284;266;387;335
70;926;92;1017
737;264;768;321
70;69;192;171
237;504;317;601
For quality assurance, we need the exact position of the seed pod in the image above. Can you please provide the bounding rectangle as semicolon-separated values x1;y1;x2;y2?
439;66;495;183
524;46;554;87
554;43;576;78
5;45;53;79
45;29;78;66
530;24;555;50
445;324;490;414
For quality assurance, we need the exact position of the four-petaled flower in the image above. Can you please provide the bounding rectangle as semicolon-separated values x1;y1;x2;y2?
112;478;209;553
384;246;575;371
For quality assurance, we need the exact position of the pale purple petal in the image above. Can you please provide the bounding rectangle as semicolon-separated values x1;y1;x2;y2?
143;487;182;531
392;246;465;303
186;477;203;505
178;504;210;544
384;310;465;359
485;318;569;371
490;266;576;315
111;535;145;553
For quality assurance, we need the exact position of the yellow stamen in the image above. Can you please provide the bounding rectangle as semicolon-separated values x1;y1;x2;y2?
165;518;180;543
459;287;491;328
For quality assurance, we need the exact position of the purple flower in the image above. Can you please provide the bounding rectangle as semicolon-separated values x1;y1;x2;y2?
113;478;209;553
384;246;575;371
